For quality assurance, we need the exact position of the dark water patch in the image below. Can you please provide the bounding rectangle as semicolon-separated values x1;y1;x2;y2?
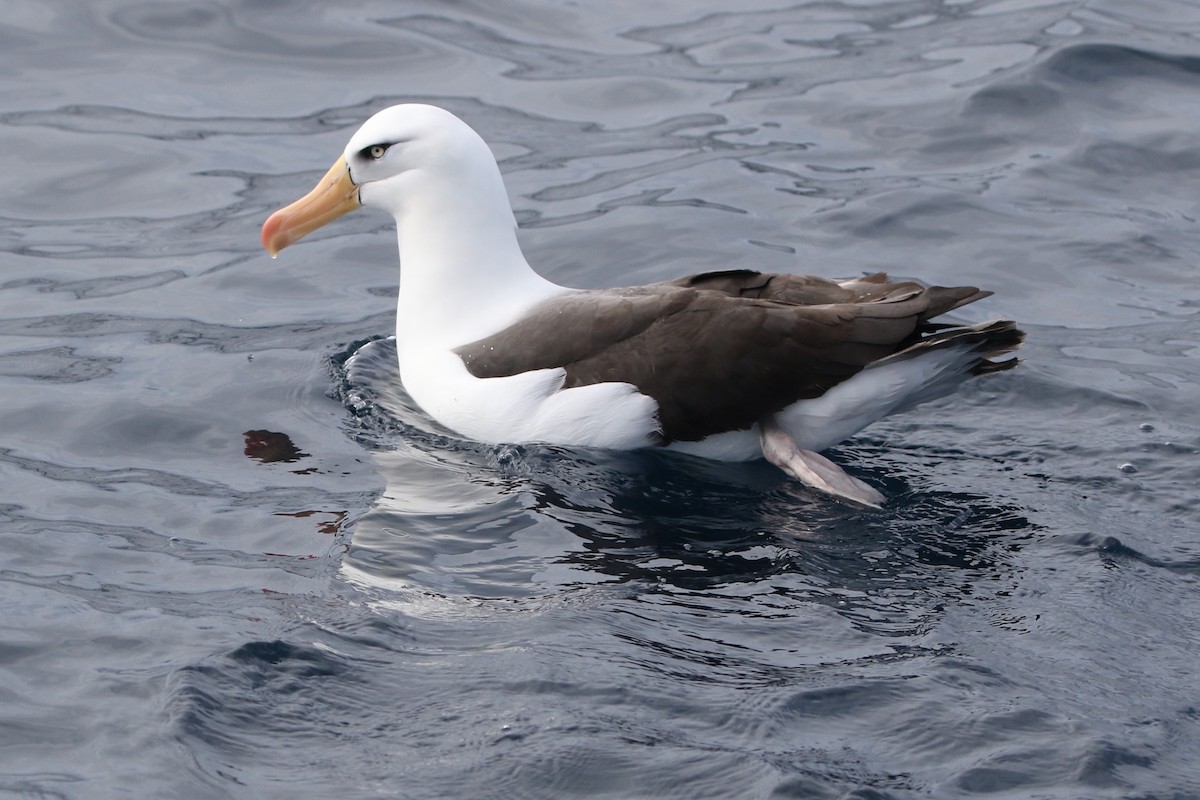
0;346;119;383
1068;533;1200;574
0;777;79;800
964;82;1064;118
1073;738;1155;789
1065;230;1187;271
957;43;1200;189
227;639;349;680
163;603;946;798
166;639;361;774
1040;43;1200;87
1076;138;1200;176
846;193;1015;241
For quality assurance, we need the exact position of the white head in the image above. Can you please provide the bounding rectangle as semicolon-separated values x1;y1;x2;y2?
262;104;513;256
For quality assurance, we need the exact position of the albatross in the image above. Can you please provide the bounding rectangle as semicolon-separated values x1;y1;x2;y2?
262;104;1023;506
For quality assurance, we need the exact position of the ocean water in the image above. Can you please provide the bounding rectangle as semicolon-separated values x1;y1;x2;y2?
2;1;1199;798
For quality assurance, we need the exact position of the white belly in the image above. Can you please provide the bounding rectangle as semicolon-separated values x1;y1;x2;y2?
398;346;661;451
396;338;981;461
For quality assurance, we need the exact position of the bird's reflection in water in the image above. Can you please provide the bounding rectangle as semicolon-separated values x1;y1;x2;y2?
336;337;1034;636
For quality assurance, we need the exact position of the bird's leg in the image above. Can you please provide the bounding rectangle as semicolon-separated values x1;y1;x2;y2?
758;416;884;508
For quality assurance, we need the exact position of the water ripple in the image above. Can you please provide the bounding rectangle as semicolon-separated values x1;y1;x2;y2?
3;2;1200;798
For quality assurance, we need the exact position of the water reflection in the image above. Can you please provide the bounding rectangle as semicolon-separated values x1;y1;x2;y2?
336;337;1032;637
5;1;1199;796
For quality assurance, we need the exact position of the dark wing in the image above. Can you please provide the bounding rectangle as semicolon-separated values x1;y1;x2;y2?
455;270;1001;442
664;268;990;311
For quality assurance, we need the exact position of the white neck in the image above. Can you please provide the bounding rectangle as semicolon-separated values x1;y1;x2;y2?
385;164;564;349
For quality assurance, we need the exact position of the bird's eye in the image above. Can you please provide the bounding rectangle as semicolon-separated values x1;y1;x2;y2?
366;144;387;160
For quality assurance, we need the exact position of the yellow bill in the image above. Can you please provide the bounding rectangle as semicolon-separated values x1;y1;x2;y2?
261;156;359;256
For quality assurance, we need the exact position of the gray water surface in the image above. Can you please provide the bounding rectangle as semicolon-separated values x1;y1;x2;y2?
2;2;1199;798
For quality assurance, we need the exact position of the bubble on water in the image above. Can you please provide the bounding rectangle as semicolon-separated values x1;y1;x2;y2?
1119;463;1138;474
1139;423;1154;432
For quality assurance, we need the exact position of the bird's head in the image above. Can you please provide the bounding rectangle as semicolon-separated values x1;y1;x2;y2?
261;104;489;256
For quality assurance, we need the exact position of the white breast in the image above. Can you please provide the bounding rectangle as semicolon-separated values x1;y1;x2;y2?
397;345;661;450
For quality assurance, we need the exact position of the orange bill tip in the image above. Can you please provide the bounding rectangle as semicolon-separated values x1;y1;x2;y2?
261;156;359;256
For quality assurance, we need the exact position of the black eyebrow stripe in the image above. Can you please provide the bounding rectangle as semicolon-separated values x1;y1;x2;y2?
356;139;409;159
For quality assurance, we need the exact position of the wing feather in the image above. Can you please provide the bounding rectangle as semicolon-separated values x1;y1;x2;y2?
455;270;1012;441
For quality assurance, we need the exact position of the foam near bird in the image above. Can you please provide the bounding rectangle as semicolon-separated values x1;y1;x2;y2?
262;104;1024;506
